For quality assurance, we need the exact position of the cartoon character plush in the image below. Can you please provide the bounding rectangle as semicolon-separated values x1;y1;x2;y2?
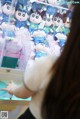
52;12;64;35
47;0;66;6
43;14;53;34
0;27;5;53
1;0;15;23
46;6;58;17
34;43;50;59
36;0;45;2
63;11;72;36
32;2;43;12
55;33;67;48
3;29;15;40
15;3;29;28
32;30;49;46
47;0;58;5
0;2;3;25
47;34;61;57
1;21;16;39
28;11;42;34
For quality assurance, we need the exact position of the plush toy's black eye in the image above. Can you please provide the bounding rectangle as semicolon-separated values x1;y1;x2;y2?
22;14;25;17
32;14;35;17
36;16;39;19
18;12;21;16
47;18;50;22
54;17;57;21
7;6;10;10
57;19;60;23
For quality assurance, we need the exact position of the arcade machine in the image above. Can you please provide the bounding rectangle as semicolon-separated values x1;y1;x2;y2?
0;0;72;118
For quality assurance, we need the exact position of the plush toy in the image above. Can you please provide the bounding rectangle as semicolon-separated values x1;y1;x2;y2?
1;22;15;31
47;0;66;6
32;30;49;46
1;21;16;40
1;0;15;23
30;0;45;2
43;14;53;34
0;27;3;37
47;34;61;57
36;0;45;2
0;27;4;53
55;33;67;48
53;12;64;27
63;11;72;35
15;3;29;28
47;0;58;5
52;11;64;35
34;43;50;59
28;11;42;33
32;2;43;12
46;6;58;17
0;3;3;25
45;6;58;34
3;29;15;40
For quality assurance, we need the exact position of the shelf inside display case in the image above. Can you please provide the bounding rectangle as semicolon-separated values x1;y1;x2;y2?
31;0;70;10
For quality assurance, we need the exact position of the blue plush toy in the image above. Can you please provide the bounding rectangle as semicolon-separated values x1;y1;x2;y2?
15;2;29;28
46;6;58;16
34;43;48;59
63;11;72;35
1;0;15;23
32;2;43;12
35;50;47;58
33;36;49;46
28;12;42;33
3;29;15;40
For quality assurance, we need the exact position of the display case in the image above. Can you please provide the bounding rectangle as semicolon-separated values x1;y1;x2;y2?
0;0;72;101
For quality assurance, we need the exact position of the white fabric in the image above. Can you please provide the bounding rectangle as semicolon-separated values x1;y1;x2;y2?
24;55;57;119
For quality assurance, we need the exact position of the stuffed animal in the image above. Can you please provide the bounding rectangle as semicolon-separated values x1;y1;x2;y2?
32;30;49;46
47;34;61;57
47;0;58;5
15;3;29;28
1;0;15;23
28;12;42;33
63;11;72;35
34;43;50;59
52;11;64;35
55;33;67;48
43;14;53;34
46;6;58;16
36;0;45;2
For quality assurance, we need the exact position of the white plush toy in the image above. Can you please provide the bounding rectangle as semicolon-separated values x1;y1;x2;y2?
35;43;50;55
1;22;15;31
47;0;58;5
31;30;46;37
36;0;45;2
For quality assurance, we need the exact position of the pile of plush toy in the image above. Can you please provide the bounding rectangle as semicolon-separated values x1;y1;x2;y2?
0;0;72;70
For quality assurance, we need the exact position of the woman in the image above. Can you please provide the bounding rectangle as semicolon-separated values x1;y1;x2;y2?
42;4;80;119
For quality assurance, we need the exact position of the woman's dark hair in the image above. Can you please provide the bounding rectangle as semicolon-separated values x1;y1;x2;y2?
42;5;80;119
